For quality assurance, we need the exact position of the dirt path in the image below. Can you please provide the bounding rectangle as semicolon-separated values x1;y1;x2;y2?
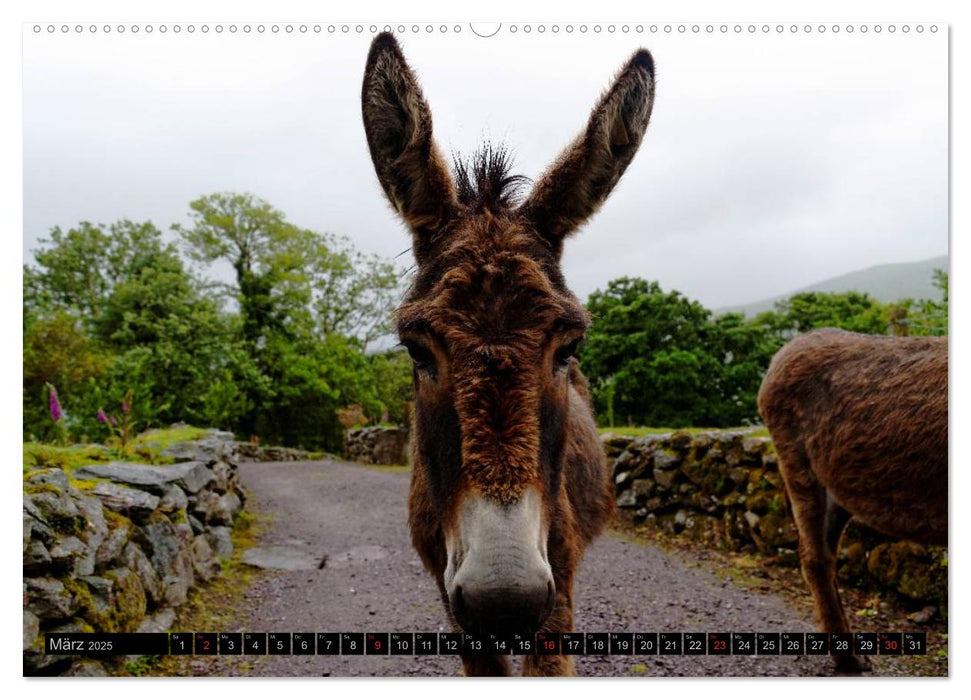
165;459;944;678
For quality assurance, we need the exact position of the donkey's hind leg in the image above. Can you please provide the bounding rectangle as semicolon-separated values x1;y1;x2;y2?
778;450;867;673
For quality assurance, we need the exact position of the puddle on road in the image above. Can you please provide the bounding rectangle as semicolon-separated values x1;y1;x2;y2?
241;546;321;571
325;545;389;569
241;544;389;571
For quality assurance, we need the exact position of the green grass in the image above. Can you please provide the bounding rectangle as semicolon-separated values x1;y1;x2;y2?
23;442;114;474
599;426;765;437
23;424;211;475
131;424;210;449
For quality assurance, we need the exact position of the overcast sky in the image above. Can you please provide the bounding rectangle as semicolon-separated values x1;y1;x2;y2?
22;25;948;309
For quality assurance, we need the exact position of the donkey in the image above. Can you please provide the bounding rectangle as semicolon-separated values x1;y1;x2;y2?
361;32;654;676
757;327;947;673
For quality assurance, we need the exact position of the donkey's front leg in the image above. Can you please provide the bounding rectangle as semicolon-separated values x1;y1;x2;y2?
522;582;576;676
461;653;511;676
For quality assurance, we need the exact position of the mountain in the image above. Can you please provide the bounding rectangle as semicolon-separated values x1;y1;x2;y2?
715;255;949;317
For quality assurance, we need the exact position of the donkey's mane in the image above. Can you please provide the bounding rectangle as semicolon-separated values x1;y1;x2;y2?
452;144;531;213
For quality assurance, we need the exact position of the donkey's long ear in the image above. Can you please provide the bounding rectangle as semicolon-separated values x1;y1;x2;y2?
362;33;457;258
520;49;655;245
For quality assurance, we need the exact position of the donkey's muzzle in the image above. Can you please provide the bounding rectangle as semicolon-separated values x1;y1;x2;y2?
444;488;555;634
451;578;555;635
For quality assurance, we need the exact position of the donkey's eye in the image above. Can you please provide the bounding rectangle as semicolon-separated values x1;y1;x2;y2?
554;337;583;371
403;341;435;372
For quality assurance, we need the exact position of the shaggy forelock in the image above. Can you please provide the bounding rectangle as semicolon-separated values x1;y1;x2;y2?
452;143;531;213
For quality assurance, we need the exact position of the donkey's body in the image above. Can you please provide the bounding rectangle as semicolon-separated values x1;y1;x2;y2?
361;33;655;675
757;328;947;673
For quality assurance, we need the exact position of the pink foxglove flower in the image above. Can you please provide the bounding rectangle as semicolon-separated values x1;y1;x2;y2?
47;384;62;423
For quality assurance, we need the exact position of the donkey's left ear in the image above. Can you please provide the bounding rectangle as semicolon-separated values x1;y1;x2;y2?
362;33;457;260
520;49;655;246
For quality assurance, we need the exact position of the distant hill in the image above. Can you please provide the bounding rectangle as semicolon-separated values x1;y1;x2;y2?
716;255;949;317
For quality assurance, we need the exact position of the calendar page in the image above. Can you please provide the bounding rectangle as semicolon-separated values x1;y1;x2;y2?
21;14;948;681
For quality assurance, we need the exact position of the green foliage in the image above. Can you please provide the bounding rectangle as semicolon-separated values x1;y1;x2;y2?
754;290;890;335
24;192;405;451
369;348;414;425
580;272;948;430
581;278;778;427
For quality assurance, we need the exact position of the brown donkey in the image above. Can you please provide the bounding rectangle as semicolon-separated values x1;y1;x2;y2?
361;33;654;676
758;328;947;673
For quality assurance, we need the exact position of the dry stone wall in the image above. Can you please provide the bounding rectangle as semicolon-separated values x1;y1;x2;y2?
23;430;245;676
345;426;409;465
607;430;947;609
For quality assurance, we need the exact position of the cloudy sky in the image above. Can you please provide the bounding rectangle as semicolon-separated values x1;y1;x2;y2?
22;24;948;309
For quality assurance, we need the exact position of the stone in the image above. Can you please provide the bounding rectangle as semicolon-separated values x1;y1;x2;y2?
27;487;79;523
210;461;232;493
74;494;108;575
187;512;206;535
653;467;679;490
669;431;693;450
24;617;93;674
23;540;52;574
614;470;631;486
653;450;680;471
100;568;147;633
208;492;242;525
123;542;161;606
48;535;86;573
162;438;233;463
136;608;177;634
174;522;194;546
158;484;188;513
92;482;160;522
74;461;214;495
189;489;218;519
24;576;77;619
97;522;132;567
25;467;71;491
23;610;39;652
631;478;655;499
206;526;233;559
191;535;222;581
161;552;194;606
134;518;182;581
24;495;55;545
743;510;761;530
616;489;637;508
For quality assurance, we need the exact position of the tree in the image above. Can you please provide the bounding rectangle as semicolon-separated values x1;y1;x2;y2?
23;312;108;441
25;220;177;330
580;278;739;427
755;291;890;336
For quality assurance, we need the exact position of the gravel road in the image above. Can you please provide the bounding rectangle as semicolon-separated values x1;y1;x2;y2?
168;459;943;678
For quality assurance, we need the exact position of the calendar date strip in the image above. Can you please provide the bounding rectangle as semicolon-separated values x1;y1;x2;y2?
46;631;927;657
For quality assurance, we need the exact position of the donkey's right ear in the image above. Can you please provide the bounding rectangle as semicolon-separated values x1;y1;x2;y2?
362;33;457;255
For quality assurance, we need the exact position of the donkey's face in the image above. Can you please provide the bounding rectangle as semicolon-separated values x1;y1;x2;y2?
362;33;654;634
